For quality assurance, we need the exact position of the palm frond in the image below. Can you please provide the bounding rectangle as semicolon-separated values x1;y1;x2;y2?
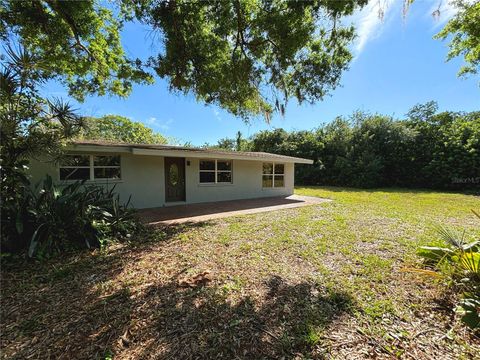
436;225;466;250
0;66;19;97
47;97;83;136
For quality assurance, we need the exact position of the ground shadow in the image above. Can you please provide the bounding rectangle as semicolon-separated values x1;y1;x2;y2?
129;275;355;359
1;223;355;359
137;196;312;225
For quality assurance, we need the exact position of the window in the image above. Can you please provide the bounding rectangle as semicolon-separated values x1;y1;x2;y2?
93;155;121;179
262;162;285;188
59;155;90;181
199;159;232;184
59;155;121;181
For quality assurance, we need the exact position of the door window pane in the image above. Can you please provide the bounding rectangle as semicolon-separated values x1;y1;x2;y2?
168;164;179;186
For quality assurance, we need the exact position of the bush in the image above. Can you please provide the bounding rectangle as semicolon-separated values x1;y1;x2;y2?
237;102;480;190
2;175;139;259
414;211;480;331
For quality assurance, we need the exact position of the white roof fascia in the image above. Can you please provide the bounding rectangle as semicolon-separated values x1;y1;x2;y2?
131;148;313;164
66;144;313;164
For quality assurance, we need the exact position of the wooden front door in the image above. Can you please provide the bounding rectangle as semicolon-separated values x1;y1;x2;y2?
164;157;186;202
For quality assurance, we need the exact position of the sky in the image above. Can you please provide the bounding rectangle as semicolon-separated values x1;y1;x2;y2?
43;0;479;146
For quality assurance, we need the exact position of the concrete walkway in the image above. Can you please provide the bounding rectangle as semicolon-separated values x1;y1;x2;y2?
139;195;331;225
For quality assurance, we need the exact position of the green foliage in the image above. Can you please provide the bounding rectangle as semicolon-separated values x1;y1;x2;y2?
416;211;480;330
1;0;368;118
10;175;138;258
238;102;479;189
456;297;480;330
215;137;237;151
435;0;480;78
248;128;325;185
0;46;84;159
0;46;85;252
1;158;32;253
0;0;153;100
0;47;139;258
78;115;168;144
132;0;368;119
2;0;478;119
214;131;250;151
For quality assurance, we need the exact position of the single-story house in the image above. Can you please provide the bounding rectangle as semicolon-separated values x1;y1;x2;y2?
28;140;313;209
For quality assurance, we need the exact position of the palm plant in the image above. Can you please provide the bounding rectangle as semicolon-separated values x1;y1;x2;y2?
419;224;480;277
414;210;480;330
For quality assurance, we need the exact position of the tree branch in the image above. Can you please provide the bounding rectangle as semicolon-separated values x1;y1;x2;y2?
44;0;96;61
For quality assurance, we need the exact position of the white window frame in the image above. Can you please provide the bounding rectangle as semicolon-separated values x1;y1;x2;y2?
262;162;285;188
59;154;121;181
199;159;233;184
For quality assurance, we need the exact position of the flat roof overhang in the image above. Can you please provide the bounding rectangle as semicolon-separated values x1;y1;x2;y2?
67;143;314;164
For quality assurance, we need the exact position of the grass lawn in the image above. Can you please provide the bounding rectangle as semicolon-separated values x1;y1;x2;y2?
2;187;479;359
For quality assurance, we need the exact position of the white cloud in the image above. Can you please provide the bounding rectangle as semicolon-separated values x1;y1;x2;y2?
144;117;173;131
213;108;222;122
348;0;465;57
159;118;174;130
145;117;157;125
350;0;397;55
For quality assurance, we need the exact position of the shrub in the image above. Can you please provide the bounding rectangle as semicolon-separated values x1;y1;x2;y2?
414;211;480;331
3;175;139;259
235;102;479;190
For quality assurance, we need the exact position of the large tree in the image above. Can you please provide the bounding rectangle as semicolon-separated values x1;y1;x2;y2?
1;0;478;120
1;0;368;119
79;115;168;144
0;0;154;100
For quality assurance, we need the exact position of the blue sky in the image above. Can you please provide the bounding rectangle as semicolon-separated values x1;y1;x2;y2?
43;0;479;146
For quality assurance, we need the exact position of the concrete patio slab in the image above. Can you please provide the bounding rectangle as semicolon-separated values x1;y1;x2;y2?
139;195;331;225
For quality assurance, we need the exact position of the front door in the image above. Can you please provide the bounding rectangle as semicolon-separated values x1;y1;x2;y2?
164;157;186;202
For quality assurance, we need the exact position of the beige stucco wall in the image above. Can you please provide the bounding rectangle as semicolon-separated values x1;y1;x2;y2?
28;154;294;209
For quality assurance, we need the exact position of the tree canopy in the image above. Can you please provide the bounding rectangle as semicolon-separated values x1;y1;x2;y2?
1;0;478;119
78;115;168;144
215;103;480;189
435;0;480;78
0;0;153;101
1;0;368;118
